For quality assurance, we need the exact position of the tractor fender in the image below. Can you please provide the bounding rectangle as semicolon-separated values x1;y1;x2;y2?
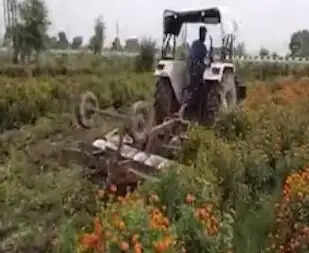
154;60;189;103
203;62;235;82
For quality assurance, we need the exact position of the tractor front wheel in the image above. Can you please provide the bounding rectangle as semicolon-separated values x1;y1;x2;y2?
199;81;220;126
220;69;238;112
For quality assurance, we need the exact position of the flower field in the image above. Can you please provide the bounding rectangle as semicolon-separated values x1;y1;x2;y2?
0;55;309;252
76;77;309;253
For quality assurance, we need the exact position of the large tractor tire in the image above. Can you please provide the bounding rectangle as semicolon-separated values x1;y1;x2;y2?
235;75;247;103
199;81;220;126
200;69;238;126
154;78;179;124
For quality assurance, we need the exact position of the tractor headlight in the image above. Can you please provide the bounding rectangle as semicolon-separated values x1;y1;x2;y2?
212;67;220;75
157;64;165;70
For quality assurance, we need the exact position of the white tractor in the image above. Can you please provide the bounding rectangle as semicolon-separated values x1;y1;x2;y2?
154;7;247;125
73;8;249;189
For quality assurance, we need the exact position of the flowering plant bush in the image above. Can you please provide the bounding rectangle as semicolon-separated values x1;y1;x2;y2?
268;168;309;253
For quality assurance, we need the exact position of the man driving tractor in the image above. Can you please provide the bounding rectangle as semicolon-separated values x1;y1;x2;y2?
190;26;208;67
184;26;208;113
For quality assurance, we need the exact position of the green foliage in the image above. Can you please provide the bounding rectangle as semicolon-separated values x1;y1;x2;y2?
72;36;83;50
0;58;155;251
0;145;97;252
234;42;247;57
172;79;309;251
58;31;70;49
13;0;50;63
176;206;212;253
237;62;309;81
135;38;157;72
233;203;275;253
45;35;58;49
143;170;187;221
289;29;309;57
57;220;77;253
214;109;252;141
259;47;270;57
2;55;309;253
90;15;105;54
0;56;154;131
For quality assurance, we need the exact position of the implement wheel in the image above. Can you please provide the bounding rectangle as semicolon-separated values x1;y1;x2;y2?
76;91;99;129
129;101;154;146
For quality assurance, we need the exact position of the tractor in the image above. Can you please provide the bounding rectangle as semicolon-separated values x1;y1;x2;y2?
153;7;247;125
74;7;247;189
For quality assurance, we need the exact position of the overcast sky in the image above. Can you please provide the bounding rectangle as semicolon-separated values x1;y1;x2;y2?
2;0;309;55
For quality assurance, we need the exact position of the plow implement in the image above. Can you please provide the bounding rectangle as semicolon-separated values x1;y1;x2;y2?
74;91;189;190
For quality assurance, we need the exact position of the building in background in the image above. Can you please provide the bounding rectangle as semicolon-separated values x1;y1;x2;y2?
125;36;139;52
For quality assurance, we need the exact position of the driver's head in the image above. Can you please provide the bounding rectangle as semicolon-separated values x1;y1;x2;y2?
199;26;207;42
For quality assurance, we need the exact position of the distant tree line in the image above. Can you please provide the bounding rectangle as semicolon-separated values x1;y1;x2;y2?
6;0;309;64
3;0;143;63
258;29;309;58
45;32;83;50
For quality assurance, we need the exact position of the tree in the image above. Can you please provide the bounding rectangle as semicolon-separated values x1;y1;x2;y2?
91;15;105;54
234;42;247;57
72;36;83;49
58;31;69;49
44;35;58;49
12;0;50;63
259;47;270;58
289;30;309;57
135;38;157;72
88;35;96;51
271;52;278;59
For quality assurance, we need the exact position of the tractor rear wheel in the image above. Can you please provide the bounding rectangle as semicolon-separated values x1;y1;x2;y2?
200;69;238;126
154;78;179;124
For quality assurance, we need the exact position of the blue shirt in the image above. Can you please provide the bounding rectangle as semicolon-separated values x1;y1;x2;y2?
190;39;207;64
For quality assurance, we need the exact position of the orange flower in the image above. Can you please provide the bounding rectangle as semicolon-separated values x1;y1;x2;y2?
119;241;130;251
149;208;170;231
134;242;143;253
185;194;196;204
268;167;309;252
110;184;118;193
94;217;103;236
132;234;140;244
117;221;126;231
80;233;100;250
153;237;173;253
